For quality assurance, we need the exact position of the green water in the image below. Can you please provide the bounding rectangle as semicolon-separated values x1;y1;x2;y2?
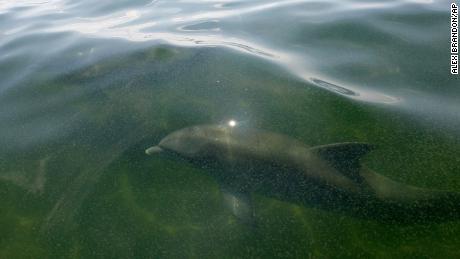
1;0;460;258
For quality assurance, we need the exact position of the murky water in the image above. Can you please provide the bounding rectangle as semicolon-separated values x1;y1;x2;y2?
1;0;459;258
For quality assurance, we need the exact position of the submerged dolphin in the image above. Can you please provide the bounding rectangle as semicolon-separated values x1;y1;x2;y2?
146;124;460;223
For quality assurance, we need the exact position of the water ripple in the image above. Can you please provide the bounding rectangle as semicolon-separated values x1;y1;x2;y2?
311;78;358;96
0;0;450;106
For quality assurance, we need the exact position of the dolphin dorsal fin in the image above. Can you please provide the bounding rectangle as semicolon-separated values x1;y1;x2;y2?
310;142;374;182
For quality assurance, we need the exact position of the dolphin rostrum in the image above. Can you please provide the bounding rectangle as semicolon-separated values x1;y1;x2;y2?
146;124;460;223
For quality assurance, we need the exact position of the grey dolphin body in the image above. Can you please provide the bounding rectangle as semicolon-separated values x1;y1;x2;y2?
146;124;460;223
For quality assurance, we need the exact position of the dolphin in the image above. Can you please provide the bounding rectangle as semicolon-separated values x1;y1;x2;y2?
145;124;460;223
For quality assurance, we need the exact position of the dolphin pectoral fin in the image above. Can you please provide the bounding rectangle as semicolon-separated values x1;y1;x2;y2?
221;188;256;226
145;146;163;155
310;142;374;182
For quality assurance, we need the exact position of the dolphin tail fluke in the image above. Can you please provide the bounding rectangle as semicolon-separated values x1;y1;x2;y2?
360;166;442;202
360;166;460;221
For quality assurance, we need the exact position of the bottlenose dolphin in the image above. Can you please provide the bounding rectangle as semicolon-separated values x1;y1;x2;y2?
146;124;460;223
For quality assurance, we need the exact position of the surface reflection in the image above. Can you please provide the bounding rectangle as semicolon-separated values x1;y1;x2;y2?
0;0;408;104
